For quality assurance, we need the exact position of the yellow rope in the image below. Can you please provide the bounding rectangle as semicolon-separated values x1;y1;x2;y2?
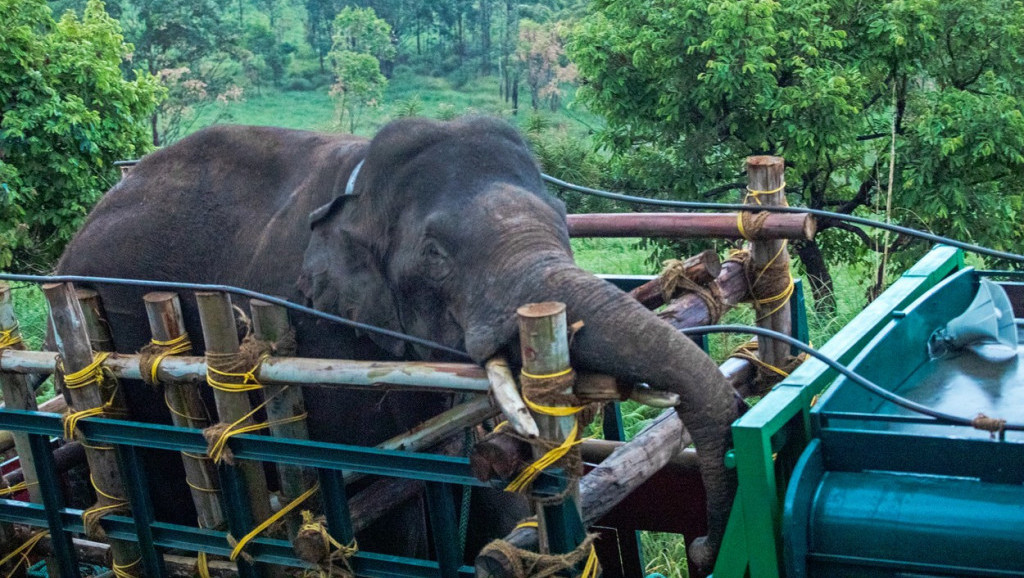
187;480;220;494
111;557;142;578
197;552;211;578
730;343;791;379
0;530;47;578
148;334;192;384
523;394;584;418
206;402;308;465
206;354;269;393
0;326;22;350
63;406;106;441
230;482;321;561
297;509;358;574
0;481;35;497
745;182;787;200
514;519;538;531
581;545;600;578
520;367;574;380
506;420;584;493
81;442;115;451
165;389;208;422
90;474;123;501
62;352;112;390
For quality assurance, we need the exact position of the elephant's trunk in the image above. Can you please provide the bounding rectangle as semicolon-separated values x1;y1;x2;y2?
465;257;738;570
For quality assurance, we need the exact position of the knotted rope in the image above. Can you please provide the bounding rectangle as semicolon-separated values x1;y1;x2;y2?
659;259;726;324
294;510;359;577
729;341;807;390
139;333;192;385
478;522;600;578
502;367;597;495
972;413;1007;438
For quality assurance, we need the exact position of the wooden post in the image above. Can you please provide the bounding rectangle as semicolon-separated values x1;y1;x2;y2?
745;156;792;369
143;292;224;532
0;284;42;503
516;302;586;559
249;299;316;538
43;282;143;575
194;292;274;531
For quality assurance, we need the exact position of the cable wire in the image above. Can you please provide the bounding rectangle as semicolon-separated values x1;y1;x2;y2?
542;174;1024;264
679;324;1024;431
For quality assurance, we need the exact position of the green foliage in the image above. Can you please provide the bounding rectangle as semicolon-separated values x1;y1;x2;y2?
329;7;393;132
570;0;1024;281
121;0;240;144
0;0;163;270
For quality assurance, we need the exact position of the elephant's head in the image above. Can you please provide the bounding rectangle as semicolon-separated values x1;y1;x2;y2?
298;116;737;568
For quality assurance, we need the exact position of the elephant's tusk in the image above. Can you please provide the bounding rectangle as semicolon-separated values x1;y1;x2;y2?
628;384;681;408
485;357;540;439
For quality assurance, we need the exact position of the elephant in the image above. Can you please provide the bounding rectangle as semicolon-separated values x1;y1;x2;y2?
54;116;739;570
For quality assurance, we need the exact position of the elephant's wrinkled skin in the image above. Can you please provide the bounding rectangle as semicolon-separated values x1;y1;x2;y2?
56;117;738;568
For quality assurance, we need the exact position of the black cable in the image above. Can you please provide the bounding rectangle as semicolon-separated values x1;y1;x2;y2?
680;324;1024;431
0;273;472;360
542;173;1024;264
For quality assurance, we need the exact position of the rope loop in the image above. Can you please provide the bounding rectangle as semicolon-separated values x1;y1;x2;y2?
61;351;112;390
139;333;192;385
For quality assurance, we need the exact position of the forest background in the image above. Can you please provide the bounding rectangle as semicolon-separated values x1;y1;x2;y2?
3;0;1023;305
2;1;1024;574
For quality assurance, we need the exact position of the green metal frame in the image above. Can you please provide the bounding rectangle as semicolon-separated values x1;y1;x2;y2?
0;407;503;577
711;246;965;578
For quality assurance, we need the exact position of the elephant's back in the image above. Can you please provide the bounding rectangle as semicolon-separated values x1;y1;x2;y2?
58;125;367;290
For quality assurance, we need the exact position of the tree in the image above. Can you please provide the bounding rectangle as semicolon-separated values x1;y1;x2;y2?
120;0;241;144
0;0;163;270
518;19;576;111
570;0;1024;309
329;7;394;133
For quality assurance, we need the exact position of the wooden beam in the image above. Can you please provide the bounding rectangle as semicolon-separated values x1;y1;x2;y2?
567;212;815;240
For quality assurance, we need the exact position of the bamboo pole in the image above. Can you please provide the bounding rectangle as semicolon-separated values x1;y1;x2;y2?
143;292;224;532
249;299;316;538
194;292;274;532
516;302;586;558
746;156;792;369
566;212;815;240
43;282;143;575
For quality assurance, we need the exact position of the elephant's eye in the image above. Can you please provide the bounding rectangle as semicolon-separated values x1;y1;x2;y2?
423;240;452;283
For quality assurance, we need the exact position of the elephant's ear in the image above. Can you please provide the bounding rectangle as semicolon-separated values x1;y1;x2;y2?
298;211;406;358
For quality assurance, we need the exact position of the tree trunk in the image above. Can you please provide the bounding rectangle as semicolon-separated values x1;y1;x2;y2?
480;0;492;75
795;239;836;313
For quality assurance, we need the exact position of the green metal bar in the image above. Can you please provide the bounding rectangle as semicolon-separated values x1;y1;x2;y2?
217;461;261;578
116;445;167;578
711;495;750;577
28;433;80;578
318;469;354;543
426;483;460;578
0;409;484;487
